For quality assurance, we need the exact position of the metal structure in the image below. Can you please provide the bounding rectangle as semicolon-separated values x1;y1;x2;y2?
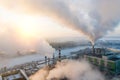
84;48;120;75
58;46;61;62
0;69;29;80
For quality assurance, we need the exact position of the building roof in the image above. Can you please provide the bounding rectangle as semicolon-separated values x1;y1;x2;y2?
109;57;120;61
1;70;29;80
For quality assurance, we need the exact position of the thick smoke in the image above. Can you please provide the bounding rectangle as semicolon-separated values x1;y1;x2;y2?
24;0;120;44
30;60;105;80
0;0;120;48
0;0;120;67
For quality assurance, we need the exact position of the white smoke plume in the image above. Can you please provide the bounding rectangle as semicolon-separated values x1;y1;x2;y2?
17;0;120;44
29;60;105;80
0;0;120;67
0;0;119;53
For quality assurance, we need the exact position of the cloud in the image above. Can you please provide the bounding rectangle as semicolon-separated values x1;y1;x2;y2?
0;0;120;67
1;0;119;44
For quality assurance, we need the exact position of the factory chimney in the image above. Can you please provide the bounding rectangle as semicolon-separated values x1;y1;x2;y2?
45;56;47;66
58;46;61;62
92;45;95;55
52;53;55;64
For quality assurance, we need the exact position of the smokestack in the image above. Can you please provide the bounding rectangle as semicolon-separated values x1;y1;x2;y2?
58;46;61;62
92;45;95;55
45;56;47;66
52;53;55;64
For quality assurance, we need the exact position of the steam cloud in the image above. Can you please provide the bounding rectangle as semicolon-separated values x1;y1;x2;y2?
18;0;120;44
0;0;120;54
29;60;105;80
0;0;120;67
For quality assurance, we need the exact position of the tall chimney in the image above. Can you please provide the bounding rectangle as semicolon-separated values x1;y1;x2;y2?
53;53;55;64
92;45;95;54
45;56;47;65
58;46;61;62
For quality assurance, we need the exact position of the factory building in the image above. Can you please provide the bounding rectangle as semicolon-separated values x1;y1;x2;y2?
0;69;29;80
84;47;120;75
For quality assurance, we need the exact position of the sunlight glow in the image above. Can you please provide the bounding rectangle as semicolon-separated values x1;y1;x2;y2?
0;7;82;45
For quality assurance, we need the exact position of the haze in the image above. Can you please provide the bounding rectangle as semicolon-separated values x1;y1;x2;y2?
0;0;120;64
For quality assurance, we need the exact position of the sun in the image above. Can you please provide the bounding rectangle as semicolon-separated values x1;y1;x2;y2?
16;16;57;39
16;26;37;46
19;26;36;38
16;16;40;39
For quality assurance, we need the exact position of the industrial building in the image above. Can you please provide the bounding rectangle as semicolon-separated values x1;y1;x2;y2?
84;46;120;75
1;45;120;79
0;48;63;80
0;69;29;80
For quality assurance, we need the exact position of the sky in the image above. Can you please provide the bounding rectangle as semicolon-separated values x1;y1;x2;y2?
0;0;120;55
0;0;120;39
0;10;80;39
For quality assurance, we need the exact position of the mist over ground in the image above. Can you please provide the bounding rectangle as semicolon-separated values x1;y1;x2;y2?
30;60;105;80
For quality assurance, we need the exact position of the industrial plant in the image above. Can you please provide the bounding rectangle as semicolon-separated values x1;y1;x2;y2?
0;69;29;80
84;46;120;75
0;44;120;80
